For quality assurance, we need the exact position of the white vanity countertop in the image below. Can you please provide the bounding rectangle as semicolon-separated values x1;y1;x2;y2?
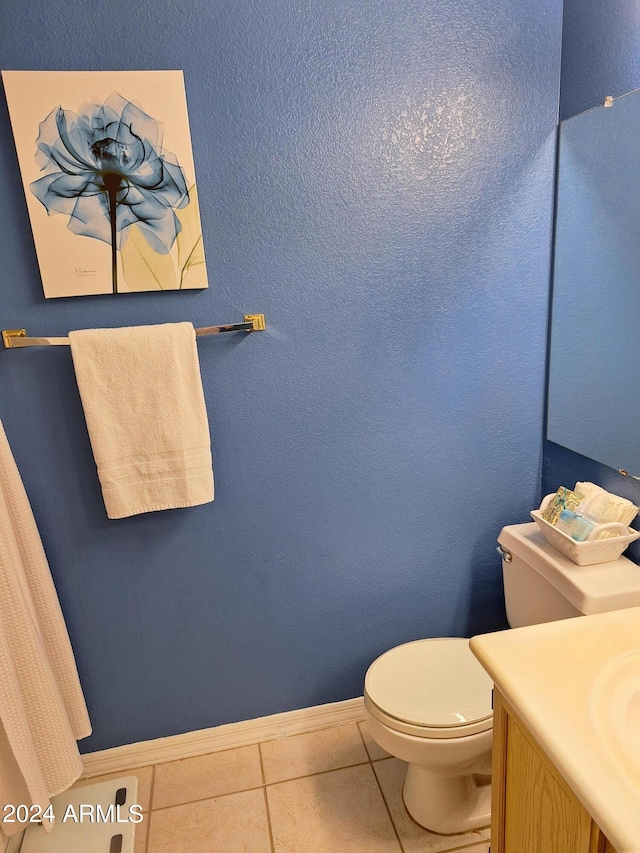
470;607;640;853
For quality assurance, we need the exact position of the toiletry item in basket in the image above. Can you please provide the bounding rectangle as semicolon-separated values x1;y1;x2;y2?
555;510;595;542
542;487;584;526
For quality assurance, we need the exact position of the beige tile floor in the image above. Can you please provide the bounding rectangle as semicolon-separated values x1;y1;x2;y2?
74;721;491;853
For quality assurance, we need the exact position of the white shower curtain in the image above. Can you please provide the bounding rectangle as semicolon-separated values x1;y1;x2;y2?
0;421;91;836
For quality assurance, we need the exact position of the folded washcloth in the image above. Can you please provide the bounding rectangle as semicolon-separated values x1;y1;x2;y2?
574;481;638;535
69;323;214;519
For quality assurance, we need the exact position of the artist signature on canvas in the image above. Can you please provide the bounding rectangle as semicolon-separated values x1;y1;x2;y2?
74;266;97;277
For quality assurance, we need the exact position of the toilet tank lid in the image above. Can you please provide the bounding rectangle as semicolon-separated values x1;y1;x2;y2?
498;522;640;615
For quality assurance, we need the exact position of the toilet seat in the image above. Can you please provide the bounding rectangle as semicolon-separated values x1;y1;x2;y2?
364;638;494;739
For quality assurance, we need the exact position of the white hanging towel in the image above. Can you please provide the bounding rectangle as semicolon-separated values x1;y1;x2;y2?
69;322;214;519
0;422;91;837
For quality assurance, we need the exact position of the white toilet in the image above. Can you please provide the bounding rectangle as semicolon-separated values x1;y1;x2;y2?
364;520;640;834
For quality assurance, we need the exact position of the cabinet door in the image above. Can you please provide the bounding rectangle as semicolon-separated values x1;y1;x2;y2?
503;713;593;853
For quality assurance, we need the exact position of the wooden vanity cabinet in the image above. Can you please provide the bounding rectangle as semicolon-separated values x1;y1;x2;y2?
491;688;618;853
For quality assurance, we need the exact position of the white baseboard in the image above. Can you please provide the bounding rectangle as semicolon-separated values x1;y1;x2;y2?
81;696;365;778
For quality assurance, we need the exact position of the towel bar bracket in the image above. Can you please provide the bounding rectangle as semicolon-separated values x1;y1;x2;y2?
245;314;266;331
2;329;26;349
2;315;266;349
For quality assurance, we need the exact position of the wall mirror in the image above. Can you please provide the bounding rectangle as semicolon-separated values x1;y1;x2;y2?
547;88;640;473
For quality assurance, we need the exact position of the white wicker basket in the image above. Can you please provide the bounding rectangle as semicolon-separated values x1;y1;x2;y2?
530;508;640;566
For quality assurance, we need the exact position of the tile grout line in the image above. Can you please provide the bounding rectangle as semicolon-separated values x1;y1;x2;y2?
258;743;276;853
147;783;266;812
356;720;376;763
356;721;405;853
263;758;371;788
369;756;406;853
146;756;377;815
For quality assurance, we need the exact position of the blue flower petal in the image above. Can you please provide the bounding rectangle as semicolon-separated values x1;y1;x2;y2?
67;194;113;244
30;92;191;254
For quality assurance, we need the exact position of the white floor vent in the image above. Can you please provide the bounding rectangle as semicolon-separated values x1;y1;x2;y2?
20;777;139;853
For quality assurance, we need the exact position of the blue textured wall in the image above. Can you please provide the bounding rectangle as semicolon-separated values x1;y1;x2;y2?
560;0;640;120
0;0;561;751
545;0;640;522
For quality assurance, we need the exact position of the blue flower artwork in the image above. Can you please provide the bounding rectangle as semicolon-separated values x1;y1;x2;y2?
2;71;209;298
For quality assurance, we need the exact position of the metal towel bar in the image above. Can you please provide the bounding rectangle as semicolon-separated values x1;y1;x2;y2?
2;315;266;349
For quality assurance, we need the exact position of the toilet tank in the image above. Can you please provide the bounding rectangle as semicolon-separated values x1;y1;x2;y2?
498;522;640;628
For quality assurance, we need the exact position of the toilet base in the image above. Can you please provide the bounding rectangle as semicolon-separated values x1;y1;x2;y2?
403;763;491;834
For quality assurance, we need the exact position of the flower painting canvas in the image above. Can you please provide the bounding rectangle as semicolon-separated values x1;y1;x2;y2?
2;70;209;297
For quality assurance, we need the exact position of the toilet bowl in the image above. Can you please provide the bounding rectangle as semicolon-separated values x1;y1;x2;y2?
364;637;493;833
364;521;640;834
